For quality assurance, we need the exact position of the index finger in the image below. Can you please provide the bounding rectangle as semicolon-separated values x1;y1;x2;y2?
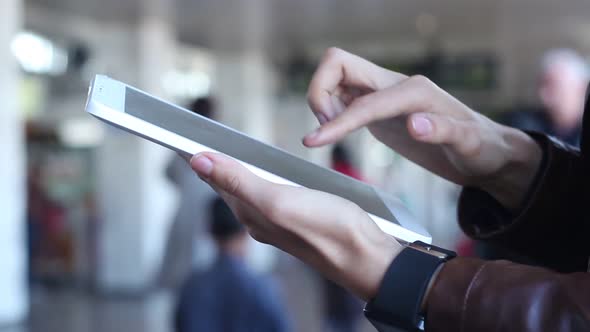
304;76;427;147
307;48;405;121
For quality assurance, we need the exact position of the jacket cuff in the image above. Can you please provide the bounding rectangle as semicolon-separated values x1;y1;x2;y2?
425;256;590;332
457;132;556;239
459;133;587;271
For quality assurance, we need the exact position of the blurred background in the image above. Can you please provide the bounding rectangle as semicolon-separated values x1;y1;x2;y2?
2;0;590;331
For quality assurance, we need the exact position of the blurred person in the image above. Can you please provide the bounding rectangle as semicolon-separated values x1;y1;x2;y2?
175;198;291;332
189;48;590;331
331;144;364;181
27;161;72;284
26;165;45;281
322;144;363;332
474;49;590;261
539;49;588;144
502;49;589;146
158;97;218;289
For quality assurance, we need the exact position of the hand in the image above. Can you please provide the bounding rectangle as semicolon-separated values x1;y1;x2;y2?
304;48;542;210
190;152;401;301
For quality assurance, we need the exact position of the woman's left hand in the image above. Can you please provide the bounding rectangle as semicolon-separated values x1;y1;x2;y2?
190;152;401;301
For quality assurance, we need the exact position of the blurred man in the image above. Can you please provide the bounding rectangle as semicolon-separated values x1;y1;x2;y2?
501;49;589;146
538;49;589;144
159;98;218;289
175;198;291;332
473;49;590;261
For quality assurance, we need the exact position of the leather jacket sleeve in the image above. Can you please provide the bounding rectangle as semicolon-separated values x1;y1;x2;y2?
426;258;590;332
425;133;590;331
458;133;588;272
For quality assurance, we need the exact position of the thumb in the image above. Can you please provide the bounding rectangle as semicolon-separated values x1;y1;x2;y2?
407;113;481;156
190;152;276;207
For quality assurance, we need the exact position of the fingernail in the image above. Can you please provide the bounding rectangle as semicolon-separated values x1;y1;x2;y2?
190;154;213;177
412;115;433;136
305;127;321;141
305;128;321;141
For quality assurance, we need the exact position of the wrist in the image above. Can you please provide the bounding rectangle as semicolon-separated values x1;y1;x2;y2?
308;214;402;302
354;226;402;301
481;126;542;211
363;242;457;331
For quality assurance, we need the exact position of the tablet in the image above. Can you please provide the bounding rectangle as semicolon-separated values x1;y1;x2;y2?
85;75;431;244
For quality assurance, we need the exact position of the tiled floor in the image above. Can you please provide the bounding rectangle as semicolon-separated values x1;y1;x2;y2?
1;257;376;332
2;289;173;332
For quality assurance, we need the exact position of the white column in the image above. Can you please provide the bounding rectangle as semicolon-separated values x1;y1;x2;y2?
96;0;176;291
95;134;149;291
211;0;276;142
136;0;177;286
209;0;280;273
214;51;277;142
213;52;281;273
0;0;28;323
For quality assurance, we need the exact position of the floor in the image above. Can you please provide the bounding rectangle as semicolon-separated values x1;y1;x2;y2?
1;289;172;332
1;258;376;332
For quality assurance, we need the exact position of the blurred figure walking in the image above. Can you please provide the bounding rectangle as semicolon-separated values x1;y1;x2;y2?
159;97;218;289
473;49;589;261
175;198;291;332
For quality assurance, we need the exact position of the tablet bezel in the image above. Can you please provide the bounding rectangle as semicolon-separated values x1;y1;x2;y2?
86;75;432;244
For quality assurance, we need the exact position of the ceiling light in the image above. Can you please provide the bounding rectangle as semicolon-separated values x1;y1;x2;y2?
10;32;68;75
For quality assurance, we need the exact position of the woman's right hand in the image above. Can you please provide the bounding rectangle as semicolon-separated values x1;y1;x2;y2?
304;48;542;210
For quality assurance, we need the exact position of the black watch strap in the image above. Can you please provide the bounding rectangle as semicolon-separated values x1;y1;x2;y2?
364;242;456;331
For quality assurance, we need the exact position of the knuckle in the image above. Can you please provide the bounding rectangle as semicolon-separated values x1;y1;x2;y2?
436;116;455;140
348;96;367;110
405;75;436;112
224;174;241;195
306;90;314;104
456;126;483;157
324;47;345;61
408;74;432;87
348;96;373;119
345;200;364;217
349;98;378;126
306;90;321;109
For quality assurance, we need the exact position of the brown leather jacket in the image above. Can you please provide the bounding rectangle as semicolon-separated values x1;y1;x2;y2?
425;99;590;331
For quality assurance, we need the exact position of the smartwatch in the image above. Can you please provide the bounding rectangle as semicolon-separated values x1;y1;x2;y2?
364;241;456;332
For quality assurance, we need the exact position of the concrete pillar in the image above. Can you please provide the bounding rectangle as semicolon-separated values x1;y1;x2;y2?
211;0;276;141
95;0;176;292
95;134;151;291
214;50;283;273
209;0;281;272
135;0;177;286
0;0;28;323
214;50;277;142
